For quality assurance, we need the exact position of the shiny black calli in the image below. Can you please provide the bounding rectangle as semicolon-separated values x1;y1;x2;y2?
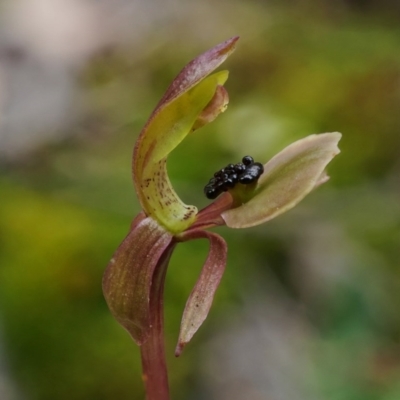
204;156;264;199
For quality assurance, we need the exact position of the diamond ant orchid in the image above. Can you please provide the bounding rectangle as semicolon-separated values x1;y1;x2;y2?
102;37;341;400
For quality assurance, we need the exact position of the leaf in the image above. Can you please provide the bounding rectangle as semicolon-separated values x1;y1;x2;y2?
102;216;173;345
175;230;227;356
222;132;342;228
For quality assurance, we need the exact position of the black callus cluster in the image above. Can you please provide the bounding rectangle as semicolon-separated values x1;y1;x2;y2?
204;156;264;199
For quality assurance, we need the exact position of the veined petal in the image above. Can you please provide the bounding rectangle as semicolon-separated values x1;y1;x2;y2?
102;216;173;345
174;230;227;356
222;132;341;228
133;37;238;234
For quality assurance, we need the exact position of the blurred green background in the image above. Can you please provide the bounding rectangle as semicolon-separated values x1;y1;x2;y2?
0;0;399;399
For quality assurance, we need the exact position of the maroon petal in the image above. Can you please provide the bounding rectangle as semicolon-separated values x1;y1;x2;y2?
174;230;228;356
102;216;173;345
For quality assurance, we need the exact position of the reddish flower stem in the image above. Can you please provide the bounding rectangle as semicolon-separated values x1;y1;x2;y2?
140;243;176;400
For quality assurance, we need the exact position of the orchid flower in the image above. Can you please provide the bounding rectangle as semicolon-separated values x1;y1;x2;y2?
102;37;341;400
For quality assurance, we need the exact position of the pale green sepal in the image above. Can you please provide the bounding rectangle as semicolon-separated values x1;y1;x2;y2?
136;71;228;234
146;71;228;164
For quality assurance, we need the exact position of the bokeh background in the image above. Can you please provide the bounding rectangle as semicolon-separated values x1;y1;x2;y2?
1;0;399;399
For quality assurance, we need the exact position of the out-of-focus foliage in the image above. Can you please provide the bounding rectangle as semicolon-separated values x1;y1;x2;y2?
0;1;399;399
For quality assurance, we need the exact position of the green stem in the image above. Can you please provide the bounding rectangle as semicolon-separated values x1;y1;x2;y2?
140;243;176;400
